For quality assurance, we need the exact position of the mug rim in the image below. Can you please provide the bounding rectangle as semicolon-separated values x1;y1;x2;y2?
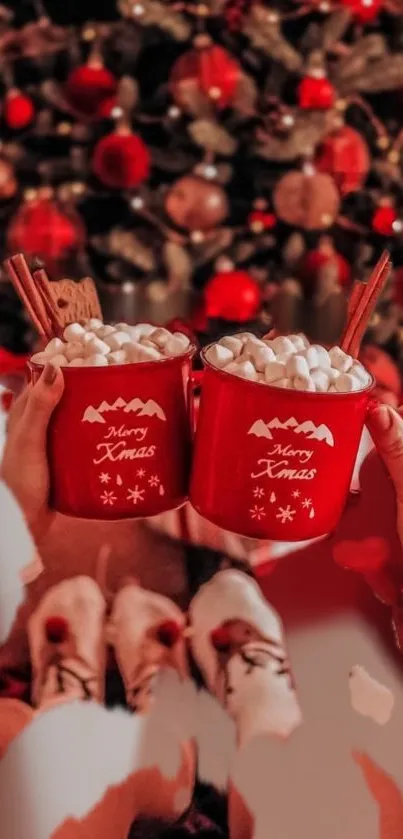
201;342;375;399
28;343;197;375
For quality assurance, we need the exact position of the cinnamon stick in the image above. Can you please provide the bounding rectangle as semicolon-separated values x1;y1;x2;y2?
340;251;391;358
3;255;53;338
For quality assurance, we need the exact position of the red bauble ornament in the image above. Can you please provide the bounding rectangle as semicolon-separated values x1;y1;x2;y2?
339;0;382;24
273;169;340;230
156;620;181;648
210;625;232;652
93;129;150;189
298;75;335;110
299;244;351;292
165;175;228;232
65;63;118;121
170;42;240;111
248;210;276;232
205;269;262;322
3;90;35;130
315;125;370;196
45;616;69;644
372;205;397;236
8;197;85;274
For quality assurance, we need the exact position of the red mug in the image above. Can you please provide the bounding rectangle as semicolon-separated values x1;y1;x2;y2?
190;349;374;541
29;349;195;520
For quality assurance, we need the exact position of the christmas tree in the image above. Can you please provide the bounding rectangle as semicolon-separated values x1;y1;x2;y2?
0;0;403;371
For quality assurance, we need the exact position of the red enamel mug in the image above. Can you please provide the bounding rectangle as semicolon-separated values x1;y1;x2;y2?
29;348;195;520
190;348;374;541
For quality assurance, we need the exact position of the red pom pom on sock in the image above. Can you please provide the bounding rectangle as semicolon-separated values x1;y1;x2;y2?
156;619;182;648
210;625;232;652
45;616;69;644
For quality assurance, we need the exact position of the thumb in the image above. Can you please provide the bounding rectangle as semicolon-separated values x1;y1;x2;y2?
20;363;64;446
366;403;403;503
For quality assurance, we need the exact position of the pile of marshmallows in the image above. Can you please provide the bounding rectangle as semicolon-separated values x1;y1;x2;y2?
30;320;191;367
205;333;372;393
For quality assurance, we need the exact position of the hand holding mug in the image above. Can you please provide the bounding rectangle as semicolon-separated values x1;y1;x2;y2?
0;363;64;544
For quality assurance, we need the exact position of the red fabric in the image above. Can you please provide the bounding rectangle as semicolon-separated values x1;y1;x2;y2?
0;347;28;375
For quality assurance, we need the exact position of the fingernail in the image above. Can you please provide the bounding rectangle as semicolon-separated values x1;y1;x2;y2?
369;404;393;432
43;363;57;387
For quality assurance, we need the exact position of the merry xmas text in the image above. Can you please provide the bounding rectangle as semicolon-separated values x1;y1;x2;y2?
252;443;316;481
93;425;156;465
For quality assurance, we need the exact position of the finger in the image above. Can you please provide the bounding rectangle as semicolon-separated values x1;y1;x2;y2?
6;385;32;435
366;404;403;503
19;364;64;448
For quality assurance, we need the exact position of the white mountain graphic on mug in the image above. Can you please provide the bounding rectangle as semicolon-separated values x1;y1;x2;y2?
82;397;166;424
248;416;334;447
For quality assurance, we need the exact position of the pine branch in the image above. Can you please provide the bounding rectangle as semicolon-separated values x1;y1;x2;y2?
243;7;302;72
118;0;191;41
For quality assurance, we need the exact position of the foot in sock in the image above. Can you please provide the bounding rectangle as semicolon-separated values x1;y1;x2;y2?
28;575;107;709
107;581;196;823
189;569;302;748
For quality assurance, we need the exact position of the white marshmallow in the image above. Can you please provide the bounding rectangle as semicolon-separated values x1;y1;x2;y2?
64;342;84;362
235;332;258;344
131;323;157;340
329;346;353;373
44;337;64;356
87;318;103;330
264;361;286;383
173;332;190;349
30;352;49;365
310;344;331;368
295;333;310;348
63;323;85;341
128;343;161;363
286;354;310;379
230;360;258;381
104;331;132;351
163;336;189;357
271;336;295;355
219;336;243;356
310;369;330;393
149;327;172;348
49;354;68;367
96;324;116;338
86;353;108;367
328;385;337;392
242;341;275;371
273;378;292;389
294;375;314;391
68;357;85;367
275;352;293;365
206;344;234;368
114;322;132;333
351;363;371;386
82;331;97;344
289;334;307;352
335;373;361;392
302;346;319;370
328;368;341;383
84;337;110;357
107;350;128;365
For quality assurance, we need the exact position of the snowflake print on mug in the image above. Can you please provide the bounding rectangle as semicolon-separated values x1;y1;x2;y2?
253;486;265;499
100;490;117;506
302;498;312;509
148;475;160;487
137;468;146;478
276;505;296;524
99;473;110;484
249;505;266;521
127;485;145;505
